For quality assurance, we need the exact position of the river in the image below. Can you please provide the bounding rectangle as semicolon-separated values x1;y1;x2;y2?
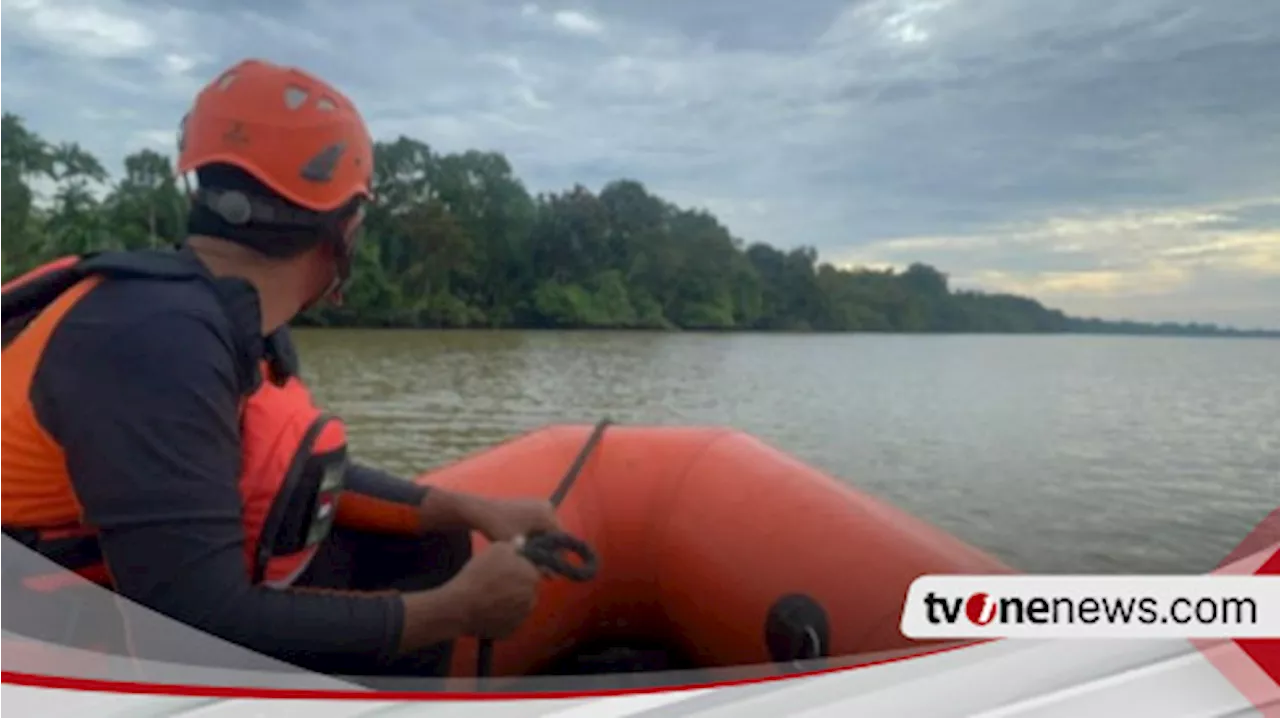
293;329;1279;575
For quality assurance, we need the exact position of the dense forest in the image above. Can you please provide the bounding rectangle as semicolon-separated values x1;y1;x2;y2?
2;113;1272;336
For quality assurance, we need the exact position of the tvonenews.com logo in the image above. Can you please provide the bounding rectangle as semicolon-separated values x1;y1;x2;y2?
900;575;1280;639
926;590;1256;627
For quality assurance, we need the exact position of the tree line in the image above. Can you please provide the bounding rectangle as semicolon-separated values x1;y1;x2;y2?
2;113;1271;337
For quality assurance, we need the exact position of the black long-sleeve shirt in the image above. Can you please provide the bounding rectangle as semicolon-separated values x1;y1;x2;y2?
28;266;427;665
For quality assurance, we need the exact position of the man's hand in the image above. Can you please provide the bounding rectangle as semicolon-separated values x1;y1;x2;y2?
468;497;561;543
418;488;562;542
398;541;542;650
450;541;542;639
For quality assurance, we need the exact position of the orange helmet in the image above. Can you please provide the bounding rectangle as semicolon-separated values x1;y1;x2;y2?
177;59;373;213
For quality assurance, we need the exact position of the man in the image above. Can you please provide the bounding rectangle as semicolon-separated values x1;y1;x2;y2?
1;58;550;677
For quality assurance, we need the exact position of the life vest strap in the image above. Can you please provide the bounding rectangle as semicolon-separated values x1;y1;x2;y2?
252;413;348;587
2;250;205;350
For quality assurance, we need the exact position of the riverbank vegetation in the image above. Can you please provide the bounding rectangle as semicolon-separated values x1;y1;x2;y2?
3;113;1272;336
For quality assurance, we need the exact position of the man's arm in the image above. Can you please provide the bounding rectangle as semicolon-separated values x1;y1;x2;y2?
34;305;468;665
339;462;529;538
337;463;430;536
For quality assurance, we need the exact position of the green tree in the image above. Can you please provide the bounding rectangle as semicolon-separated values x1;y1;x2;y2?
2;113;1272;338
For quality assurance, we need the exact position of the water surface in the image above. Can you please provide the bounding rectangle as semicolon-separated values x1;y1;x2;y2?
294;330;1279;574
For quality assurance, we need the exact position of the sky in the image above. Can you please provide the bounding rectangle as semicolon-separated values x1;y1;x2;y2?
2;0;1278;329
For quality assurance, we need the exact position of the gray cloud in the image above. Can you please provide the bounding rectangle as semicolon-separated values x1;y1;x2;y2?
2;0;1278;326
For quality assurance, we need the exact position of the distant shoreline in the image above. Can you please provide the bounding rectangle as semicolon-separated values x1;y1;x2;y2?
6;112;1274;342
290;323;1280;339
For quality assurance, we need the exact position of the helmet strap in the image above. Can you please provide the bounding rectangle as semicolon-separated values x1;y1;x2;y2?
318;203;365;308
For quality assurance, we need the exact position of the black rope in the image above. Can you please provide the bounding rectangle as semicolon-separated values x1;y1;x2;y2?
476;418;612;685
519;530;599;583
548;418;612;509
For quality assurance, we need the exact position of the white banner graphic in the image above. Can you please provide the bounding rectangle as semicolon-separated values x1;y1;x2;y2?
901;575;1280;639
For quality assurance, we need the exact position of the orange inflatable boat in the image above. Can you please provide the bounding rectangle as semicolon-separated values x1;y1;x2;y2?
414;421;1015;680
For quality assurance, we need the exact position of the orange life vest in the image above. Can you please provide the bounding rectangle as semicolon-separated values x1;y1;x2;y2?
1;251;348;592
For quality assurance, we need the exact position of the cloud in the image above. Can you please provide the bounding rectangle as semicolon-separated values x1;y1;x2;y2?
833;197;1280;328
3;0;154;58
2;0;1278;327
551;10;604;36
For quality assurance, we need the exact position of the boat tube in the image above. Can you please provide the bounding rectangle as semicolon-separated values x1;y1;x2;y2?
413;423;1015;679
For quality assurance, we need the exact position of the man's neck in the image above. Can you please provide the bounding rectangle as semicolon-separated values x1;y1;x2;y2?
185;236;299;334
